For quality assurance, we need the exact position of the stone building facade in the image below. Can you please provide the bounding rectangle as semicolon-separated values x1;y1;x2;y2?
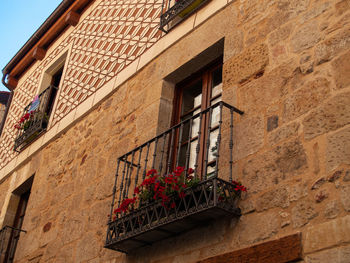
0;0;350;262
0;92;10;126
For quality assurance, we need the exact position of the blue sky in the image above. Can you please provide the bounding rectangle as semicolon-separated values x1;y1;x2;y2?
0;0;62;91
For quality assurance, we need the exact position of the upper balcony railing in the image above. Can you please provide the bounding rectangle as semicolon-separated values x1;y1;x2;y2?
105;101;244;253
160;0;211;32
0;226;26;263
13;85;57;152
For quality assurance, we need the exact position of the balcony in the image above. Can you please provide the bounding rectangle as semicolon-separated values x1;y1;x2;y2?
160;0;211;33
0;226;26;263
105;101;244;253
14;85;57;152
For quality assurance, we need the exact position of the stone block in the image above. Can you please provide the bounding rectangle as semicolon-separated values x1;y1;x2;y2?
304;215;350;253
305;245;350;263
223;42;269;85
256;186;290;211
239;60;297;113
290;21;321;53
340;184;350;211
292;200;318;228
289;181;308;202
75;232;100;262
324;200;340;219
300;2;331;23
283;77;330;122
268;23;294;46
237;212;279;245
267;115;279;132
242;139;308;194
303;92;350;140
234;115;264;160
326;126;350;172
314;28;350;64
268;122;300;146
332;50;350;89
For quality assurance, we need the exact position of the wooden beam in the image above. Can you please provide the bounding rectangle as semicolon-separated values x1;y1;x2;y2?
7;75;18;89
32;47;46;60
65;11;81;26
197;233;302;263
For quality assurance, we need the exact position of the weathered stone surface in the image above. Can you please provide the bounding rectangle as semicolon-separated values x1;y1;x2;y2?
300;2;331;23
267;115;278;132
283;77;330;122
332;50;350;89
268;122;300;146
324;200;340;219
315;28;350;64
313;142;320;174
289;181;308;201
268;23;294;46
239;199;256;214
234;115;264;160
290;21;321;53
303;92;350;140
328;170;343;182
292;200;318;228
237;212;279;245
75;232;100;262
240;60;298;113
315;190;328;203
326;126;350;172
344;170;350;182
340;184;350;211
304;215;350;253
224;30;244;62
223;42;269;85
256;186;290;211
335;0;350;16
305;245;350;263
242;139;308;194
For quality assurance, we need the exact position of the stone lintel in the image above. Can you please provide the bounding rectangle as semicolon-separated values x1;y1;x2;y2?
198;233;302;263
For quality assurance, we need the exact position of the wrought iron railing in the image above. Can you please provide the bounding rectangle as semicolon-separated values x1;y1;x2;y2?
160;0;211;32
14;85;57;152
105;101;243;253
0;226;26;263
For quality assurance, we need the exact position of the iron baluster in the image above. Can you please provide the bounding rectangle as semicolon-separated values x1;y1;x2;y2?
214;103;223;177
134;147;143;196
159;133;167;174
203;107;213;180
142;143;151;180
229;108;234;182
151;137;158;170
194;112;203;180
109;159;120;222
118;155;127;208
167;128;176;174
125;151;135;199
176;122;184;167
184;118;193;174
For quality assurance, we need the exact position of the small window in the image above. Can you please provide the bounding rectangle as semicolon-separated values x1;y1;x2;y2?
1;176;33;262
172;59;222;177
13;53;66;151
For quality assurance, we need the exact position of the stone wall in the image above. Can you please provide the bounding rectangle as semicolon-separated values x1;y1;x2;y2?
0;0;350;262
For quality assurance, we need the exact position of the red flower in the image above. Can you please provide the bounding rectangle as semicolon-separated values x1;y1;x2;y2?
187;168;194;174
134;187;140;194
170;202;176;208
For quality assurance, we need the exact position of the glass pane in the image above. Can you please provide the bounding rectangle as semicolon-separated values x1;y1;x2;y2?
189;140;198;170
208;128;219;163
181;79;202;117
211;66;222;97
211;97;221;127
